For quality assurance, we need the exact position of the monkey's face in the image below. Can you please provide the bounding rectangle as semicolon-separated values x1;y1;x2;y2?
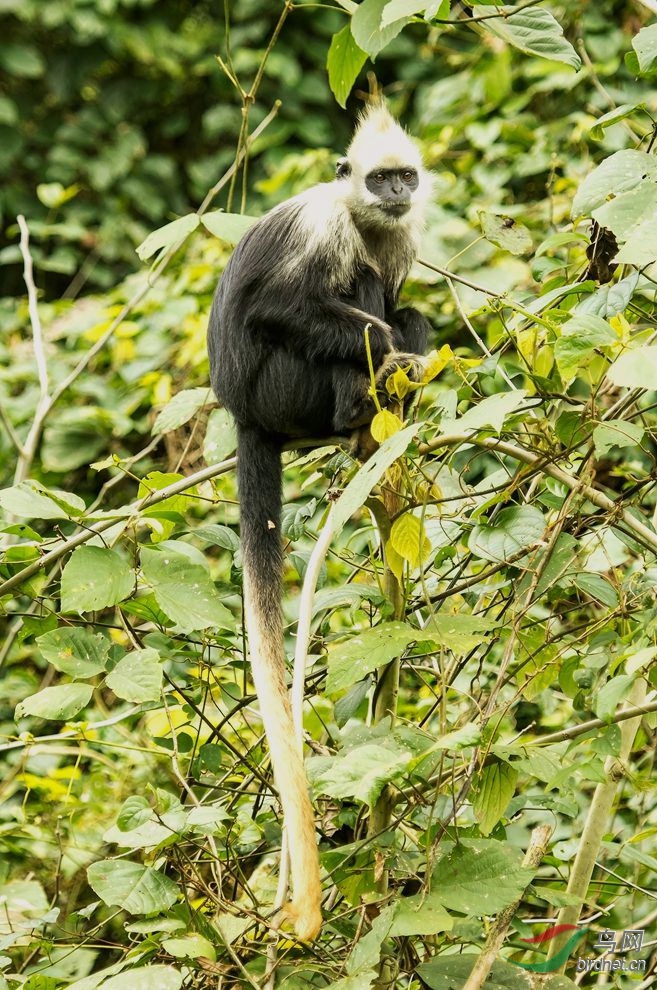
346;166;423;232
365;167;419;217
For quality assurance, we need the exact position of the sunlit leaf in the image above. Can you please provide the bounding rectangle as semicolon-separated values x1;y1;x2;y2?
327;26;367;108
136;214;200;261
16;684;94;721
37;627;110;678
140;548;234;632
61;547;134;613
201;211;257;243
473;760;518;835
152;387;213;435
326;621;418;692
105;648;162;703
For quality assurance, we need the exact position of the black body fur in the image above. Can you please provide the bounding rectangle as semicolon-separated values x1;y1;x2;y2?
206;107;431;940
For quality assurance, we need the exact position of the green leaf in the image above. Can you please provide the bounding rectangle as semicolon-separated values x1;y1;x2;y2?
485;6;581;70
42;408;112;472
308;739;414;804
423;612;497;656
389;891;453;936
87;860;178;914
95;968;183;990
473;760;518;835
381;1;427;26
590;103;646;140
594;182;657;267
351;0;412;59
448;389;528;433
140;548;234;633
203;407;237;464
632;22;657;73
191;524;240;553
479;211;532;255
161;935;216;961
389;513;430;568
592;420;644;456
554;315;616;384
0;481;85;520
607;345;657;389
152;388;213;435
572;573;618;609
105;648;162;703
572;150;657;217
136;214;200;261
469;505;546;564
117;796;152;830
0;43;45;78
431;840;535;914
326;620;418;692
201;211;257;244
15;684;94;721
327;26;367;108
418;956;534;990
61;547;134;614
595;674;633;721
37;627;110;678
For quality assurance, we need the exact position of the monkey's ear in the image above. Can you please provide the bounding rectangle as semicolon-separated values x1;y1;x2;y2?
336;157;351;179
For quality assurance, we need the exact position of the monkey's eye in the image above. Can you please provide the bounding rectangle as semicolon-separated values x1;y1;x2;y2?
373;172;386;184
402;169;416;183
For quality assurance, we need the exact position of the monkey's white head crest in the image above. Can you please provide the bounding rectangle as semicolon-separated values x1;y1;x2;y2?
346;103;424;176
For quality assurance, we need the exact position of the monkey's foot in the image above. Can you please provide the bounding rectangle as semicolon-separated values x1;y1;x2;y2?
377;350;427;387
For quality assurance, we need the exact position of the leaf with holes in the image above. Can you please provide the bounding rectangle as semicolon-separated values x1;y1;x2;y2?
37;627;110;679
61;546;134;614
105;648;162;703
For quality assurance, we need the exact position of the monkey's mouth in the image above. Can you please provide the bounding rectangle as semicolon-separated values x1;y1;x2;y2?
380;202;411;217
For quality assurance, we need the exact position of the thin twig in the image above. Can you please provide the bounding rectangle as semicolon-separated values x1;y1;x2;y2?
420;433;657;556
444;274;517;389
532;699;657;747
418;257;504;298
13;216;52;486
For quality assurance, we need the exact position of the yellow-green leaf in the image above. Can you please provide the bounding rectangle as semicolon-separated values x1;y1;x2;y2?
422;344;453;383
370;408;403;443
390;513;430;568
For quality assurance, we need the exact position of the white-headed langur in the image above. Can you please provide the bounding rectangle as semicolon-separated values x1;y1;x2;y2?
207;104;432;940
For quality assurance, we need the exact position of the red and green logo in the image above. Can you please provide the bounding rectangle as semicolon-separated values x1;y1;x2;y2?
512;924;589;973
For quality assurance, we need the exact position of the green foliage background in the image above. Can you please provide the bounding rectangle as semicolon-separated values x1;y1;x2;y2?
2;2;657;989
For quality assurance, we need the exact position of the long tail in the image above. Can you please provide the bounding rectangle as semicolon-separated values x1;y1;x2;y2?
237;423;322;940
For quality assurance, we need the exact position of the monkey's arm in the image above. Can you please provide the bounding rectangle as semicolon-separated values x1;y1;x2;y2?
248;290;394;367
388;306;431;355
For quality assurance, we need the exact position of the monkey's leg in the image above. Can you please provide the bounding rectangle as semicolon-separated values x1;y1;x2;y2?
332;366;374;433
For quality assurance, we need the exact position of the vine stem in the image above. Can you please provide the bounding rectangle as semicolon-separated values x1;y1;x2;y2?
367;419;405;893
548;679;647;966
